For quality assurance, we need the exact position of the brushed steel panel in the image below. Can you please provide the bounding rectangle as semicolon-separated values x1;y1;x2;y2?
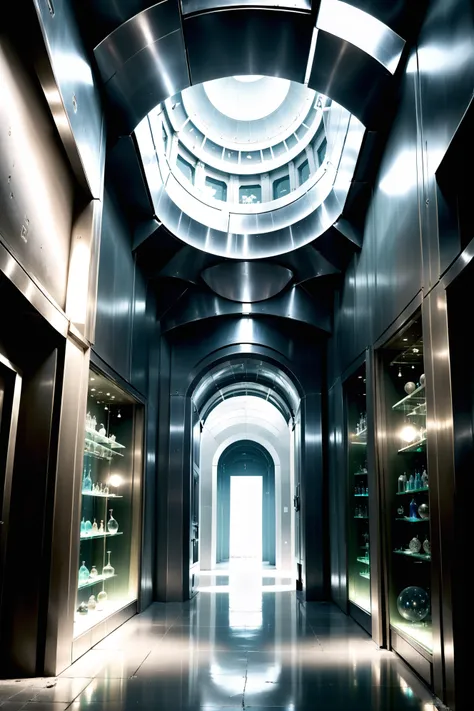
0;33;74;310
33;0;105;198
202;261;293;302
184;9;313;86
341;1;411;36
99;29;190;134
182;0;311;13
309;30;392;128
94;1;182;83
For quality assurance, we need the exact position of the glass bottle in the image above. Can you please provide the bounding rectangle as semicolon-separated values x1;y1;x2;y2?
79;561;90;583
421;468;429;489
90;565;98;578
91;415;97;431
99;520;104;534
80;518;86;536
103;551;115;577
398;473;407;493
409;498;418;519
92;519;98;535
83;462;92;492
423;538;431;555
107;509;119;535
414;470;422;490
84;519;92;536
408;474;415;491
88;595;97;611
99;423;106;437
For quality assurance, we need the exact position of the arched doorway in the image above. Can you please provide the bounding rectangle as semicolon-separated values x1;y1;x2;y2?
217;441;275;565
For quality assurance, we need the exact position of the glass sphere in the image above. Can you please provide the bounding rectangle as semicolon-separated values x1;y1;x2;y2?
404;381;416;394
397;586;430;622
418;503;429;519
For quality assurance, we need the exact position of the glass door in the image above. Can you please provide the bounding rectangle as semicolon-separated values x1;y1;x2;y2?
346;363;371;615
74;367;142;637
379;315;432;654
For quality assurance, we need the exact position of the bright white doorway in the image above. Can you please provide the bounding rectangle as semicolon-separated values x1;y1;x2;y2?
230;475;262;561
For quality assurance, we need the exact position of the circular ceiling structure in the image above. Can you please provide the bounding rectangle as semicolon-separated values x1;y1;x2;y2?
203;76;291;121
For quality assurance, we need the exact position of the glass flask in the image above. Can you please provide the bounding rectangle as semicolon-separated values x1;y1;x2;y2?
421;468;429;488
88;595;97;611
80;518;86;535
398;473;407;493
107;509;119;535
92;519;98;534
409;499;418;519
103;551;115;578
90;565;98;578
409;535;422;553
79;561;90;583
83;463;92;492
84;519;92;536
99;520;104;534
408;474;415;491
97;589;108;610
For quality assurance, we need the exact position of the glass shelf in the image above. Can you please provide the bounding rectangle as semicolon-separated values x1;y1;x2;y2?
393;550;431;562
82;491;123;499
396;517;430;523
354;470;368;476
392;384;425;412
80;532;123;541
85;426;125;449
396;486;429;496
350;427;367;444
357;556;370;564
354;515;369;520
85;437;124;458
78;573;117;590
359;571;370;580
398;438;426;453
354;493;368;497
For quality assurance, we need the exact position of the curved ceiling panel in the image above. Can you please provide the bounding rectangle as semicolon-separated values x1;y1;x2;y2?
161;285;332;332
183;9;314;86
201;262;293;302
309;30;393;128
317;0;405;73
182;0;311;13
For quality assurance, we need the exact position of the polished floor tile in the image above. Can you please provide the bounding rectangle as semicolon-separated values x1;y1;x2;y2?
0;567;443;711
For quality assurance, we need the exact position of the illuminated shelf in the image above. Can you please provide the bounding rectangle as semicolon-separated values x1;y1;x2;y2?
354;515;369;520
359;571;370;580
392;384;425;413
80;532;123;541
84;437;124;458
398;438;426;453
393;550;431;562
396;517;430;523
82;491;123;499
357;557;370;565
396;487;429;496
354;470;368;476
350;427;367;445
85;426;125;449
354;493;368;497
78;573;117;590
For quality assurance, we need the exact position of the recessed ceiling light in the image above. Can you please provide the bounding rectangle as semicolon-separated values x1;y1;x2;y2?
246;155;252;159
106;393;110;396
403;338;408;342
91;388;96;392
90;377;95;381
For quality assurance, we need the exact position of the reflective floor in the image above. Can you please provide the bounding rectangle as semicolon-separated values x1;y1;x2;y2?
0;563;443;711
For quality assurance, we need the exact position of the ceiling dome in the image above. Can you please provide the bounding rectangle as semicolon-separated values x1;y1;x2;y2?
203;76;291;121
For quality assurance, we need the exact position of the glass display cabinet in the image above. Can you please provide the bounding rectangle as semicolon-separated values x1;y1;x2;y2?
379;315;432;656
74;367;142;638
346;363;371;617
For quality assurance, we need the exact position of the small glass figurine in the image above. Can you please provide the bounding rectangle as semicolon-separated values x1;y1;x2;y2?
99;424;106;436
103;551;115;577
83;462;92;492
398;473;407;493
88;595;97;611
99;520;105;534
414;470;422;489
77;601;88;615
421;468;429;488
107;509;119;535
423;538;430;555
92;519;98;534
408;474;415;491
97;589;108;610
409;498;418;519
84;519;92;536
80;518;86;535
397;505;404;516
90;565;98;578
91;416;97;431
79;561;90;583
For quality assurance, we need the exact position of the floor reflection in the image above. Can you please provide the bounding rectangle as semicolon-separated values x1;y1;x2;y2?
0;562;441;710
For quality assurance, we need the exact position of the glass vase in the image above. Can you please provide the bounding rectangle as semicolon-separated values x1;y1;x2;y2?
107;509;119;535
97;589;108;610
79;561;90;583
103;551;115;578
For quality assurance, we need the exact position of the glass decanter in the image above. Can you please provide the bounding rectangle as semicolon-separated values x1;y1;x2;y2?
107;509;119;535
92;519;98;534
88;595;97;611
79;561;90;583
80;518;86;535
103;551;115;578
409;535;422;553
97;589;108;610
84;519;92;536
99;520;104;534
82;463;92;492
90;565;98;578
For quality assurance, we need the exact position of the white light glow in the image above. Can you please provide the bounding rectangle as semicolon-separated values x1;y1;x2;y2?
400;425;418;443
234;75;263;83
203;76;291;121
109;474;123;488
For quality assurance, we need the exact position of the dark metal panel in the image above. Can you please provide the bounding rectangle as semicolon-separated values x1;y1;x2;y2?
183;0;311;13
183;9;313;86
0;33;74;310
78;1;158;43
131;271;149;396
309;30;393;129
155;336;171;601
328;378;347;610
33;0;105;198
161;285;332;333
201;262;293;303
94;189;134;381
